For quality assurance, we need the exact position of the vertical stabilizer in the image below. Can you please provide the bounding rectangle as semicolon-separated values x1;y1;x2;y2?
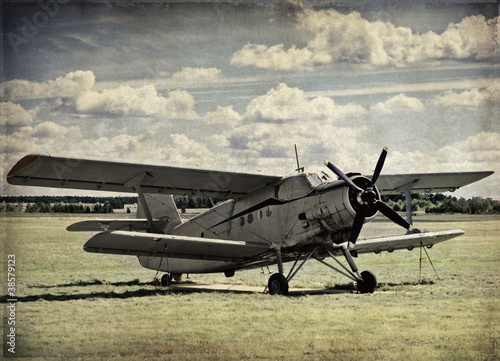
137;194;182;233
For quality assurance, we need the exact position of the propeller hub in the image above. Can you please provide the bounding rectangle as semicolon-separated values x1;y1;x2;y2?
361;188;377;204
348;177;380;216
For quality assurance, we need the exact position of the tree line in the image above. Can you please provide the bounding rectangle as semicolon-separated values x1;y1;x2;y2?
382;194;500;214
0;195;220;213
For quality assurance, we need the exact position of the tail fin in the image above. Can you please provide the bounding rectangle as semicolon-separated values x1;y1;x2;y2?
137;194;182;233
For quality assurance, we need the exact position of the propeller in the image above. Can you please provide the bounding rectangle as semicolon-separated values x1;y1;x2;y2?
324;147;412;245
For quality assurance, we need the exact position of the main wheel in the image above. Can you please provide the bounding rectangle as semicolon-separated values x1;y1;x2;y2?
268;273;289;295
357;270;377;294
161;273;172;287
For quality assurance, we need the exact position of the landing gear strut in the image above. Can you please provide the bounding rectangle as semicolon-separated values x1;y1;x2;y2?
268;249;290;295
267;245;377;295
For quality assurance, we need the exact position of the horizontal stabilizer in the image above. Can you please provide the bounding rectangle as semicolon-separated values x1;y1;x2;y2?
84;231;271;261
352;229;465;254
67;219;169;232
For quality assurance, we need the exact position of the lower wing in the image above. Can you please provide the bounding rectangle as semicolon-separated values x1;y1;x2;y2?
83;230;271;262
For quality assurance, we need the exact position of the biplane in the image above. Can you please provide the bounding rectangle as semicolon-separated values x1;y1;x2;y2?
7;149;493;294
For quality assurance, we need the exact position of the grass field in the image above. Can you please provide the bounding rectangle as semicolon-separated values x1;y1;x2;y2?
1;213;499;360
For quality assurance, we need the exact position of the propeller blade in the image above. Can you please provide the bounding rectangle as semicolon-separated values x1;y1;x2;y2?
349;204;368;245
372;147;388;186
375;201;412;230
324;160;363;192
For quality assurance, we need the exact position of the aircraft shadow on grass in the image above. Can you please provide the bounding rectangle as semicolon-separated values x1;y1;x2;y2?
0;280;434;303
0;280;376;302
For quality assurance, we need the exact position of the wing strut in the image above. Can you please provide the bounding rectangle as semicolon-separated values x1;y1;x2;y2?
124;172;163;234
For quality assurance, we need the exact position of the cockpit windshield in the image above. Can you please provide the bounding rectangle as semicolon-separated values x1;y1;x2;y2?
276;173;324;200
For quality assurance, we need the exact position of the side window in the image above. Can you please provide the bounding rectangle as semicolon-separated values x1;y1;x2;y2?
266;207;272;217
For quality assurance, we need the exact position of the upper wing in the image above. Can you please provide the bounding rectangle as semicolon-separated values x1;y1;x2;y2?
351;229;464;254
7;154;281;199
83;230;271;261
372;172;494;195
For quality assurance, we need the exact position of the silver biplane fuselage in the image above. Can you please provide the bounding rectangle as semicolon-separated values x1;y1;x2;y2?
143;173;374;275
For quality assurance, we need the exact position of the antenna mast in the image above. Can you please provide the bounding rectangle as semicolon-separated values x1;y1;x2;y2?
294;144;304;173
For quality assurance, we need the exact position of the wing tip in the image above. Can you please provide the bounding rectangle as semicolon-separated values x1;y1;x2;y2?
7;154;41;178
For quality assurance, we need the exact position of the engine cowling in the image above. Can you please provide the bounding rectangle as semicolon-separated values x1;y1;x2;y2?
301;175;381;234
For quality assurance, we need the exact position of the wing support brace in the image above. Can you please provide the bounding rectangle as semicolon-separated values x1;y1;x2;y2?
124;172;162;234
393;179;420;226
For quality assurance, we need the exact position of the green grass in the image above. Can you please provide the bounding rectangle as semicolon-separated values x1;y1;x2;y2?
1;214;499;360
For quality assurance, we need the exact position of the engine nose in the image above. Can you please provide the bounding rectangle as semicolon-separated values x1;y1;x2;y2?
347;176;381;218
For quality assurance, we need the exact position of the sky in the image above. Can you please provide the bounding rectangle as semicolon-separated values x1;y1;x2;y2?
2;0;499;199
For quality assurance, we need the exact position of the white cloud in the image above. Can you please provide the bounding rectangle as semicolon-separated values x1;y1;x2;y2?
372;93;425;113
4;71;95;100
0;102;36;127
171;67;221;86
231;44;313;71
75;84;200;119
433;82;500;107
4;121;83;156
231;10;497;71
165;89;201;120
3;71;201;121
204;105;241;125
244;83;365;122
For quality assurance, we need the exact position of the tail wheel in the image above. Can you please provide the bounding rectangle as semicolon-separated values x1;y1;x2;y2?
268;273;289;295
357;270;377;294
161;273;172;287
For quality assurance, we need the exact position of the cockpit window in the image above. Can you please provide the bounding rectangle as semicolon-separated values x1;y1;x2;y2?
304;173;324;188
276;173;323;200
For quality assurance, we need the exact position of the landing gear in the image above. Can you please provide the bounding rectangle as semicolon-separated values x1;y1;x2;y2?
356;270;377;294
161;273;172;287
268;273;289;295
267;245;378;295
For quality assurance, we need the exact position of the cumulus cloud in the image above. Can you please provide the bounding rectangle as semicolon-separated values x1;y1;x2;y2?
231;44;313;71
171;67;221;86
75;84;200;119
433;82;500;107
165;89;201;120
372;93;425;113
244;83;365;122
3;71;202;121
204;105;241;125
5;121;83;155
386;132;500;174
4;71;95;100
161;133;218;167
0;102;36;127
231;9;497;70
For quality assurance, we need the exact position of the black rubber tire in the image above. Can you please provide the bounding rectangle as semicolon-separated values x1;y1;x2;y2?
161;273;172;287
357;270;377;293
268;273;289;295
